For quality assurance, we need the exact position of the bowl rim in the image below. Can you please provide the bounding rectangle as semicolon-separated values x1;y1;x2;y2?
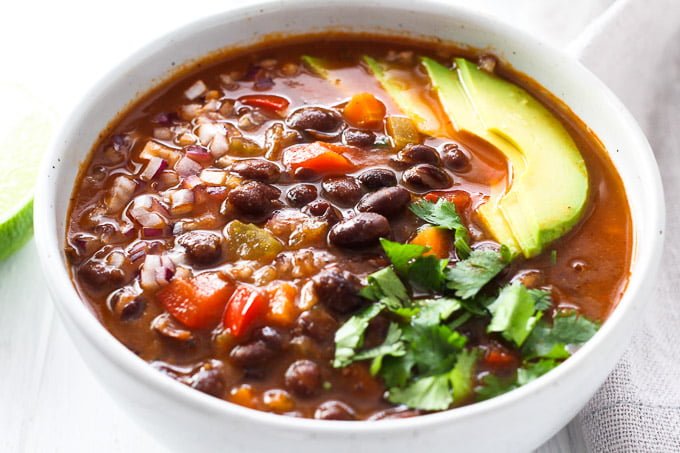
33;0;665;435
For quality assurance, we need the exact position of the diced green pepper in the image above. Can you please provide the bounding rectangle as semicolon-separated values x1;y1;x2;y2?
386;116;420;151
224;220;283;262
228;137;265;157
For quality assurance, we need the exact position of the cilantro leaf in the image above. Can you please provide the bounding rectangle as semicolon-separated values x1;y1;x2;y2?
445;249;507;299
411;298;461;327
410;199;471;259
406;323;466;375
449;349;478;402
380;352;415;388
476;373;516;400
359;267;409;310
379;238;427;276
487;283;542;346
529;288;553;311
354;323;406;375
516;359;559;385
333;303;383;367
522;311;600;360
388;374;453;410
408;254;448;291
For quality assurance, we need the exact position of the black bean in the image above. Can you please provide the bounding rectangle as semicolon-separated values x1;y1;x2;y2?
314;401;357;420
286;184;318;207
313;270;364;313
328;213;390;248
286;107;343;133
399;144;441;165
356;187;410;218
342;128;376;147
78;259;126;288
229;340;277;368
256;326;286;349
177;231;222;265
284;360;322;397
231;159;281;183
302;200;342;225
321;176;362;207
108;287;145;321
228;180;281;215
441;143;470;171
296;308;338;342
151;313;194;343
191;363;226;397
357;168;397;190
401;164;452;190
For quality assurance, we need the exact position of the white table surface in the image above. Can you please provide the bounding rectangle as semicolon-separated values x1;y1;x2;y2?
0;0;616;451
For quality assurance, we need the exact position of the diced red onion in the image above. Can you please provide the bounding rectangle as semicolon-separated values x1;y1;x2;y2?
140;157;168;181
129;195;168;228
182;175;203;189
175;156;202;177
184;79;207;100
140;255;175;291
185;145;213;162
140;140;181;165
142;227;167;238
158;170;179;188
197;123;220;145
152;112;179;126
209;132;229;157
106;251;126;268
106;176;136;214
169;189;195;215
126;241;147;262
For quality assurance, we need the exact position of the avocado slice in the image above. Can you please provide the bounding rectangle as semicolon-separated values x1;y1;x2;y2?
423;57;588;258
363;56;443;137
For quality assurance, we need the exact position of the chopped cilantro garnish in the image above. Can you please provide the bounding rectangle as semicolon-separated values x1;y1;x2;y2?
445;249;507;299
407;254;448;291
522;311;599;360
359;266;409;310
355;323;406;375
529;288;553;311
379;238;427;276
333;303;383;367
450;349;478;402
487;283;542;347
388;373;453;411
409;199;472;259
516;359;559;385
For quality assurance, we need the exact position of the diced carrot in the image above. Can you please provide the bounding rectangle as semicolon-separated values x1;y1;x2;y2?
282;142;356;174
157;272;234;329
266;282;299;327
483;346;519;369
424;190;472;213
343;92;386;129
223;285;269;338
239;94;290;114
229;384;258;409
410;226;451;259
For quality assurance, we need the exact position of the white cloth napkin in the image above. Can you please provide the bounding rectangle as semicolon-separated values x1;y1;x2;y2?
566;0;680;451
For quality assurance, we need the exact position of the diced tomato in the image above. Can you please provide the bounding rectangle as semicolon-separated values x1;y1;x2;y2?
239;94;290;114
157;272;234;329
410;226;451;259
483;346;519;369
343;92;386;129
266;282;299;327
282;142;356;174
223;284;269;338
424;190;472;213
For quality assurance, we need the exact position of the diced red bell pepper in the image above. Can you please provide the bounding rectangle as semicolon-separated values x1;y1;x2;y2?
223;284;269;338
424;190;472;213
483;346;518;369
282;142;356;174
239;94;290;114
157;272;234;329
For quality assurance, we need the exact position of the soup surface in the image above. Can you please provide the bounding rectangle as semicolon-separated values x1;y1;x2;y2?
65;36;631;420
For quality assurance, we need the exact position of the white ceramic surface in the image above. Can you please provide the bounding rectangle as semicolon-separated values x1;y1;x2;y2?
33;1;665;452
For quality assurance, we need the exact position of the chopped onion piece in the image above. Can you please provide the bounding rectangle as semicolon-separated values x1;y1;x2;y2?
199;169;227;186
158;170;179;188
142;227;167;238
169;189;195;215
140;255;175;291
140;157;168;181
185;145;213;162
182;175;203;189
129;195;168;228
105;176;136;214
153;127;173;140
139;141;181;166
197;123;220;145
210;132;229;157
184;79;207;100
175;156;202;177
106;251;127;268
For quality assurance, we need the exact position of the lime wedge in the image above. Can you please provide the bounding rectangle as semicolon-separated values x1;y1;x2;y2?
0;83;55;260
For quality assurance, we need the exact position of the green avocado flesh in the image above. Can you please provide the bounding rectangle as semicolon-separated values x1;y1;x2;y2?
304;54;589;258
422;58;589;258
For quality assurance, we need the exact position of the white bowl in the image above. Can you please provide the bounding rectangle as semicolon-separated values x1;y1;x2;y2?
33;1;665;451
